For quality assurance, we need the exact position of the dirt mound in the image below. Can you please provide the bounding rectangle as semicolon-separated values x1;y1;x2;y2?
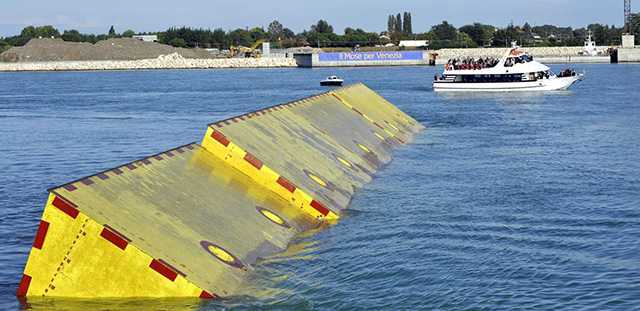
284;46;324;53
191;47;217;59
0;38;213;62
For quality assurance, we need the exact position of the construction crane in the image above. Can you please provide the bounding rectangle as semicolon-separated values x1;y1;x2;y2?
229;39;265;58
625;0;631;32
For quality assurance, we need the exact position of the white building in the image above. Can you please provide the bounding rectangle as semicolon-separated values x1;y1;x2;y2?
132;35;158;42
399;40;428;47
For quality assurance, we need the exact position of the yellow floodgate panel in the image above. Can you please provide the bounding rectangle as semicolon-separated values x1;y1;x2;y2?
18;84;423;299
202;83;424;214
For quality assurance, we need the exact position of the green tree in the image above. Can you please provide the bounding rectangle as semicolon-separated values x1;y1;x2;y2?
311;20;333;34
268;20;283;39
522;22;532;36
108;25;116;37
493;22;519;46
0;41;10;53
589;23;611;45
456;32;477;48
403;12;412;34
122;29;135;37
431;21;457;41
211;28;226;48
395;13;402;33
169;37;186;47
249;27;269;42
34;25;60;38
281;28;295;39
387;15;395;33
62;29;82;42
21;26;36;38
459;23;489;46
227;28;252;46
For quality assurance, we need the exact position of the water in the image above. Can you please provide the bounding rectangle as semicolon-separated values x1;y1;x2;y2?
1;64;639;310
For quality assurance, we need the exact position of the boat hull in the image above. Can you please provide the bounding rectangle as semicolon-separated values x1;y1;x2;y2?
434;75;583;92
320;81;343;86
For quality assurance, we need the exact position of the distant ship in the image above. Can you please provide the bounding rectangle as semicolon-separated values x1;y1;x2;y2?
434;42;584;92
579;30;599;56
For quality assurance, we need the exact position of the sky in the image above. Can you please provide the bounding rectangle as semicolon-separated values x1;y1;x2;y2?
0;0;625;37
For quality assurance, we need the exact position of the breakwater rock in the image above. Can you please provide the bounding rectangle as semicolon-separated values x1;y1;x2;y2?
0;53;298;71
435;46;609;59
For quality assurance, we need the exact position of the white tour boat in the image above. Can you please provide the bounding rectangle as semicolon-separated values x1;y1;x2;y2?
433;43;584;92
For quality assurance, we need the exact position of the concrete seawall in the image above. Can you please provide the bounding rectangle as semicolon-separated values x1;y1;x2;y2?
0;53;297;71
434;46;611;65
617;48;640;62
434;55;609;65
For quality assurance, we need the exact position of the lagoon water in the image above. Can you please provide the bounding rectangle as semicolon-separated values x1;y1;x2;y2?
0;64;639;310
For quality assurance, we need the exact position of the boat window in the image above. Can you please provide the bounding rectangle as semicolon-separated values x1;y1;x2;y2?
505;58;514;67
456;74;522;83
521;55;533;62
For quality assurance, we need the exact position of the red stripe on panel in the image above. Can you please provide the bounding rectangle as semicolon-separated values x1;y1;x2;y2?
32;220;50;250
16;274;32;297
276;176;296;193
210;131;230;147
149;259;178;282
243;153;263;170
310;200;330;216
100;227;129;250
52;197;79;219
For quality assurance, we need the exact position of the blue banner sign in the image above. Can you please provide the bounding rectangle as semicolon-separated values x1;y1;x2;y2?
318;51;423;62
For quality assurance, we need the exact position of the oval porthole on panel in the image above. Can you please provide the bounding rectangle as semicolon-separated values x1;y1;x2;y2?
304;169;328;188
353;140;372;154
331;153;354;169
200;241;243;268
256;206;291;229
372;131;387;142
385;120;402;133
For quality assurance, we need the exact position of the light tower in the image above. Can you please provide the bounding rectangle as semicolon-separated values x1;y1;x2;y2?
625;0;631;32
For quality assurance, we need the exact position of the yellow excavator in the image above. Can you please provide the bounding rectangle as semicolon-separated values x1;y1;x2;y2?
229;39;264;58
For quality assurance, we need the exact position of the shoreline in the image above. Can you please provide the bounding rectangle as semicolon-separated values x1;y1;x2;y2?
0;47;622;72
0;53;298;72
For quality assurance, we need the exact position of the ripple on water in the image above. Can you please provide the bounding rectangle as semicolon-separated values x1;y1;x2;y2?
1;65;639;310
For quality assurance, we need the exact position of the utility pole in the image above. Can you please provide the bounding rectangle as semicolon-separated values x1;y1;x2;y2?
625;0;632;32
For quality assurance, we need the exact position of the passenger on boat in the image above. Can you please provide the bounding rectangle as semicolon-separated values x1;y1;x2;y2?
445;57;499;70
558;69;576;77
